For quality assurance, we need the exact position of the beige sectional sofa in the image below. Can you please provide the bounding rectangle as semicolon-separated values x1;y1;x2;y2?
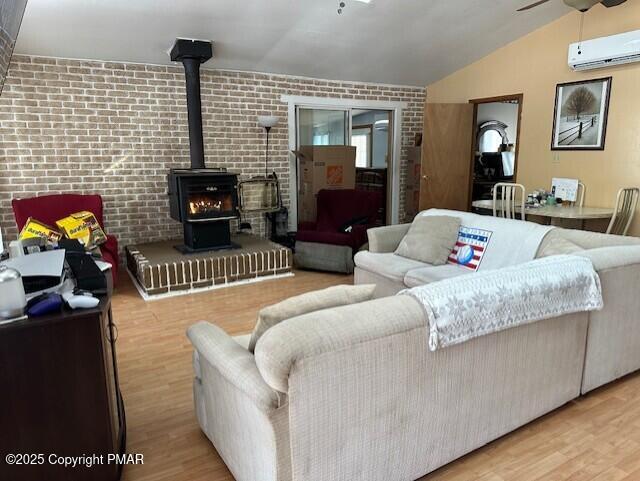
355;221;640;395
355;222;640;297
189;302;588;481
187;214;640;481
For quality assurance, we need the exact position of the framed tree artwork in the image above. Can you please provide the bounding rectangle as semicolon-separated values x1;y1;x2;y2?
551;77;612;150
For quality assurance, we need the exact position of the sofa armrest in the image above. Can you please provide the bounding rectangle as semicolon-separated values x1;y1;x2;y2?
187;322;280;411
366;223;411;253
100;234;119;283
576;245;640;393
254;296;425;393
576;245;640;271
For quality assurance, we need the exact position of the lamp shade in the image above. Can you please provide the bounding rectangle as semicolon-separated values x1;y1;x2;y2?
258;115;279;128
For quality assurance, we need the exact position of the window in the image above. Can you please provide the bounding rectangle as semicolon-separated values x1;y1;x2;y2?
312;134;329;145
352;127;372;167
297;108;348;146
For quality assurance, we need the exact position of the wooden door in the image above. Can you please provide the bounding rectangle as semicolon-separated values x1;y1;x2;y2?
420;103;474;211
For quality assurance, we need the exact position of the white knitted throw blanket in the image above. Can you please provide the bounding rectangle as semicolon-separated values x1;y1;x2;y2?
402;255;603;351
420;209;554;271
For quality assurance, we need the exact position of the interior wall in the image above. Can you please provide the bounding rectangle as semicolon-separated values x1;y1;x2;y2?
426;2;640;235
0;55;424;252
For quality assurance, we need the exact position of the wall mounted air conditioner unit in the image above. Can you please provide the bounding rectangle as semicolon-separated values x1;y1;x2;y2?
568;29;640;71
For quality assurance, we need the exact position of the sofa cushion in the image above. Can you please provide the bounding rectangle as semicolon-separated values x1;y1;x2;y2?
395;215;461;265
354;251;427;283
404;264;472;288
248;284;376;352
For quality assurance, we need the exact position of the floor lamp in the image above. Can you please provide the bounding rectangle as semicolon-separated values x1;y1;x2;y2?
237;115;282;232
258;115;279;177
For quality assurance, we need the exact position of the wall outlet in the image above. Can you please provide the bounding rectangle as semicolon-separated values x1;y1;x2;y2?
552;151;560;165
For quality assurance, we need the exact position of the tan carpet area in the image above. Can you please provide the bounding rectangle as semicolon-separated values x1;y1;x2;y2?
112;272;640;481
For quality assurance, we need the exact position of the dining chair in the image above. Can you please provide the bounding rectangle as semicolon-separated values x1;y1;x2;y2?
606;187;640;236
493;182;526;220
573;182;586;207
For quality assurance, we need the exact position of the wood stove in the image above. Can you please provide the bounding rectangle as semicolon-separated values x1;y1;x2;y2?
166;38;282;252
167;38;242;253
168;168;239;252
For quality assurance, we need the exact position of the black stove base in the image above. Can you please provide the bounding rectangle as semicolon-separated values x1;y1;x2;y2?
173;241;240;254
175;220;240;254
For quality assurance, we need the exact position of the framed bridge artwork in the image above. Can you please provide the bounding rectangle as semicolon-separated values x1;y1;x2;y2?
551;77;612;151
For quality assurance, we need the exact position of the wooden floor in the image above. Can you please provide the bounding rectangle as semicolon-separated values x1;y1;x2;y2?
113;271;640;481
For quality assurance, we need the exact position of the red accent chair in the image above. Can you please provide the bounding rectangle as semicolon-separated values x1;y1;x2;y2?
12;194;119;284
295;189;383;273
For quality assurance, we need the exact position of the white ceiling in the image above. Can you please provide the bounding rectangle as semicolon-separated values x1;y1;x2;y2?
14;0;571;86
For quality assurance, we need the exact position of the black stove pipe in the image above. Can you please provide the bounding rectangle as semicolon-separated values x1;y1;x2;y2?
182;57;205;169
170;38;213;170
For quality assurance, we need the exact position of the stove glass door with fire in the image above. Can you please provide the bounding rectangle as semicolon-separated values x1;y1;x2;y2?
184;179;238;222
187;188;236;221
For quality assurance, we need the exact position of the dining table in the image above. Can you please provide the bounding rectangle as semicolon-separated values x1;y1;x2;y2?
471;199;614;227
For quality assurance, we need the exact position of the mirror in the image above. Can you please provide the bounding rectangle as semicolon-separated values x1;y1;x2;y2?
0;0;28;96
477;120;509;153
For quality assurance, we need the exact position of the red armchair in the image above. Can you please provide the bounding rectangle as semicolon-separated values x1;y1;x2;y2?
296;189;383;251
12;194;119;284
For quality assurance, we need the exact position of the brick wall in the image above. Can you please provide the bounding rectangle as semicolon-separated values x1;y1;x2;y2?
0;55;425;253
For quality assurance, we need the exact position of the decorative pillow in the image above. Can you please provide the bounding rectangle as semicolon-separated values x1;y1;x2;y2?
395;215;461;265
247;284;376;352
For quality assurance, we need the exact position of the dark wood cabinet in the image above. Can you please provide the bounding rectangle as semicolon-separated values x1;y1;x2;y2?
0;295;126;481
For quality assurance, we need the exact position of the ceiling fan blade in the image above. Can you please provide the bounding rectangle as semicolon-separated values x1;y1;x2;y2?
517;0;552;11
600;0;627;7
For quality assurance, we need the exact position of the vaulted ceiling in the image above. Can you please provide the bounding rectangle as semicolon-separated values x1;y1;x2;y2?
15;0;571;86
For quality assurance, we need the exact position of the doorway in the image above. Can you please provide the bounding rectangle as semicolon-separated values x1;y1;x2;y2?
295;107;391;226
283;95;406;229
419;94;523;214
352;109;392;226
469;94;523;208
